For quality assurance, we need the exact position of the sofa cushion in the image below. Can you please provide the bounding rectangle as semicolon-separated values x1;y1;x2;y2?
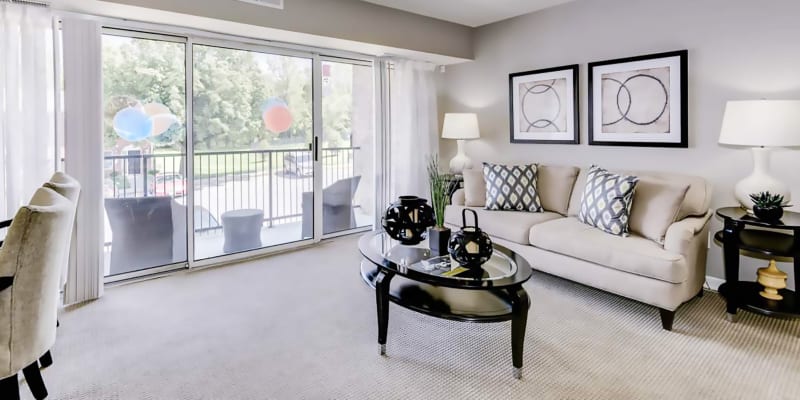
537;165;580;215
462;168;486;207
577;166;639;236
629;178;690;244
529;217;687;284
568;167;710;220
483;162;542;212
445;205;561;245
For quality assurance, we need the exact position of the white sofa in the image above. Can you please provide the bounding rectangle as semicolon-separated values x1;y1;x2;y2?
444;164;712;330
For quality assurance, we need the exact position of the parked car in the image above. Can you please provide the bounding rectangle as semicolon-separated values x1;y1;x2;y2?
283;152;313;177
152;173;186;197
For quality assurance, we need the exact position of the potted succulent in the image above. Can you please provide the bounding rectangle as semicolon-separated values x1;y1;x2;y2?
427;156;451;255
749;191;791;222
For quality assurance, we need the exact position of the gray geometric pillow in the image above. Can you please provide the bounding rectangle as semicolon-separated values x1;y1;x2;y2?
578;165;639;236
482;163;542;212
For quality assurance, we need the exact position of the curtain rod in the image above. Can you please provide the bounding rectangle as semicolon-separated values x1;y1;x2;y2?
1;0;50;7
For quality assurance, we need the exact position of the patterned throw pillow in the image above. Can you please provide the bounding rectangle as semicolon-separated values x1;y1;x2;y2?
578;165;639;236
482;163;542;212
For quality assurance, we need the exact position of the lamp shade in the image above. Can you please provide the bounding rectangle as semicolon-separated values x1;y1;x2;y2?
442;113;480;139
719;100;800;147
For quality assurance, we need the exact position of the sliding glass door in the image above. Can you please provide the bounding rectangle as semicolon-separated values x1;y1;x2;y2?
320;59;375;236
101;27;377;279
192;44;314;259
101;32;188;278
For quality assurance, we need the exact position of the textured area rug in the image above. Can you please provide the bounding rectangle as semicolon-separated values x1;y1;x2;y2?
27;236;800;399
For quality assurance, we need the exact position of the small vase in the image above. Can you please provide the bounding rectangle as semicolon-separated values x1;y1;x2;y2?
428;227;451;256
753;206;783;222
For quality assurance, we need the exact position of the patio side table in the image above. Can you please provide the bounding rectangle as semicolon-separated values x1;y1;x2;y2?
221;209;264;253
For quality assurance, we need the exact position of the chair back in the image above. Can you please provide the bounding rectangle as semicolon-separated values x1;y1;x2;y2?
104;197;174;276
323;176;361;207
44;172;81;289
0;188;73;376
44;172;81;204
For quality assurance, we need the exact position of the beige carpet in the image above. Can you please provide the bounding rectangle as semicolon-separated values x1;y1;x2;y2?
24;236;800;400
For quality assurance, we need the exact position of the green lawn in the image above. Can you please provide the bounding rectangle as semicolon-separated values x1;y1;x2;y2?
146;147;353;178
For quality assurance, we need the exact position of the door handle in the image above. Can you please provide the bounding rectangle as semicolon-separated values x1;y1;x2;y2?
313;136;319;162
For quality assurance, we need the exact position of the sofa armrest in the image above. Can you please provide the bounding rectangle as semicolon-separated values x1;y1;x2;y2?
664;211;712;255
451;189;465;206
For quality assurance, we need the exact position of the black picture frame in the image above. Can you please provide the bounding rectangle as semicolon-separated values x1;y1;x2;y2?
588;50;688;148
509;64;579;144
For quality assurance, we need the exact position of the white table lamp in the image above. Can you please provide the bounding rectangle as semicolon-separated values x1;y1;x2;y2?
442;113;480;174
719;100;800;209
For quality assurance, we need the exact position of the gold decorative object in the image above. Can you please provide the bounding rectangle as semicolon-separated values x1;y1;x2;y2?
757;260;787;301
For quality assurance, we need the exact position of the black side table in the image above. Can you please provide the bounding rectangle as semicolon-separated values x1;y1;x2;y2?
715;207;800;322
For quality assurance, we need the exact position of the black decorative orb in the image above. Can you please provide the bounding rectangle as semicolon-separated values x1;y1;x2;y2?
382;196;436;245
448;208;493;269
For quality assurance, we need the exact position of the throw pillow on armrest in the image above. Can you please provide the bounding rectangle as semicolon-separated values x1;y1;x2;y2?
482;162;543;212
578;165;639;236
462;168;487;207
629;178;690;245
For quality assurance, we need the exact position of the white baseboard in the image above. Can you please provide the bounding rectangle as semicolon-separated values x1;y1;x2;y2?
705;276;724;291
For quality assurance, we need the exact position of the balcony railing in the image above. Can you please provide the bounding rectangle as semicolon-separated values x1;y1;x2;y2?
104;147;358;231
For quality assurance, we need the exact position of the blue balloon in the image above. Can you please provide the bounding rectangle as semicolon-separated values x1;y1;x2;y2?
113;107;153;142
260;97;287;113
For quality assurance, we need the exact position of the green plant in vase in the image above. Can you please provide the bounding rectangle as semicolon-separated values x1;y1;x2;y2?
427;155;451;255
749;191;791;222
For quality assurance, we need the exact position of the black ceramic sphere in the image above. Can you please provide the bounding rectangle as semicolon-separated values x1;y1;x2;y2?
448;208;493;269
753;205;784;222
382;196;435;245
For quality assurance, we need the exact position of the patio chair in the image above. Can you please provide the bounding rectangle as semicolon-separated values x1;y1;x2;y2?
301;176;361;239
105;197;175;276
171;203;220;262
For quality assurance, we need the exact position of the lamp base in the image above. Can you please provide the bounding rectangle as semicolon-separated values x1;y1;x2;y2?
449;139;474;174
734;147;791;210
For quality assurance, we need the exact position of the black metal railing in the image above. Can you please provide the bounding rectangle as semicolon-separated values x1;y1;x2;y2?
104;147;359;231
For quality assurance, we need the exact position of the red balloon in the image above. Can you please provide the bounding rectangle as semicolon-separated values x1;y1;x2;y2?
263;105;293;133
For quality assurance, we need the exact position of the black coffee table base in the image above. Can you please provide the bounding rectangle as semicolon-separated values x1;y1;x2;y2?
361;261;531;379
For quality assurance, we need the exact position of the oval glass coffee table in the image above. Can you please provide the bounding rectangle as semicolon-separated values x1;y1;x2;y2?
359;231;533;379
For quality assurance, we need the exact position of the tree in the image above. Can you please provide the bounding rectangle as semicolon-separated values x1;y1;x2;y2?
102;35;355;153
103;36;186;150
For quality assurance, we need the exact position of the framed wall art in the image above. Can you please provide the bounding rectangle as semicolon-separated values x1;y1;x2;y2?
509;64;579;144
588;50;688;147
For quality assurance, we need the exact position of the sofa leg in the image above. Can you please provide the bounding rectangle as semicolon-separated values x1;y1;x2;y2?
659;308;675;331
39;351;53;369
22;361;47;400
697;288;704;298
0;373;19;400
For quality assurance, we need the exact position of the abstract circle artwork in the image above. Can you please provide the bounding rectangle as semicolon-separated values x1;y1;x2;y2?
519;78;567;133
600;67;671;134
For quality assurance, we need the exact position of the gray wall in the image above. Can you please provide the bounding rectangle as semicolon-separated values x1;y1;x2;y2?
439;0;800;285
97;0;473;59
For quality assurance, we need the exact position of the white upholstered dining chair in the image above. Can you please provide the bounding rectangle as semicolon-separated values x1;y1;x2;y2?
43;171;81;293
0;187;75;400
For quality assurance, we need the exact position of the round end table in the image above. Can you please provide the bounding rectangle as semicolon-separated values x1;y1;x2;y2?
714;207;800;321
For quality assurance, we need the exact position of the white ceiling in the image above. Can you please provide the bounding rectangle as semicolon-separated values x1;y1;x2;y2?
361;0;576;27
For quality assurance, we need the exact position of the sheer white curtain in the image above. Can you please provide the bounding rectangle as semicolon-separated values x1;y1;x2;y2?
389;59;439;199
0;3;56;218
